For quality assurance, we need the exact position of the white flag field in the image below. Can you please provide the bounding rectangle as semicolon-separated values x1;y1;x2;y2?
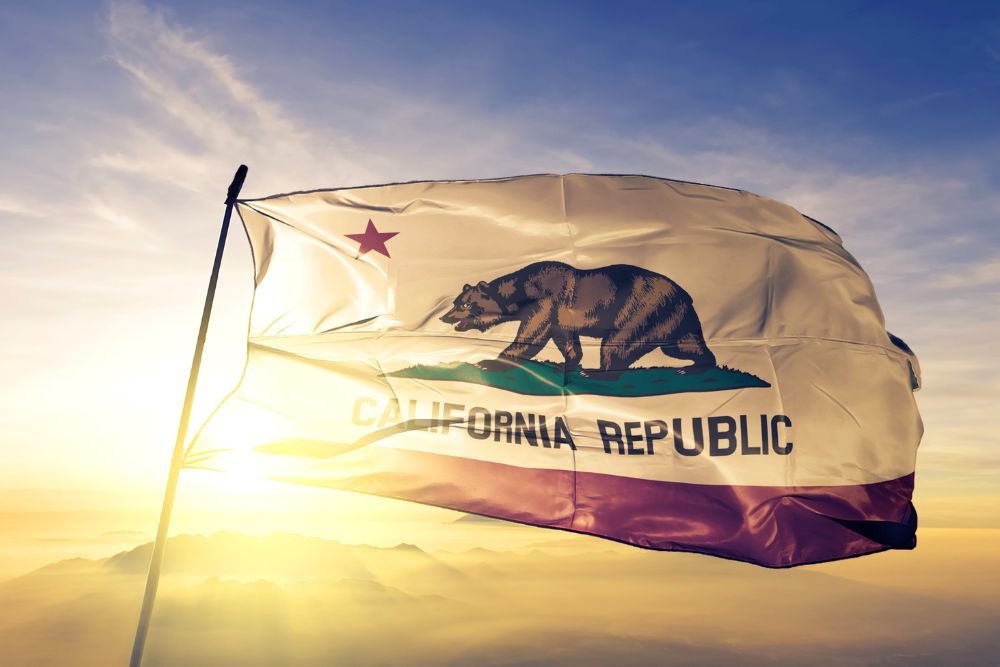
185;173;922;568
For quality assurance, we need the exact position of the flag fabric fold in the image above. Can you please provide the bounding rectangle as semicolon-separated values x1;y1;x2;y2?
186;173;921;567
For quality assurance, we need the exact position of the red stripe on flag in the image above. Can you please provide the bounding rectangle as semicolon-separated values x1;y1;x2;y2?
272;449;914;568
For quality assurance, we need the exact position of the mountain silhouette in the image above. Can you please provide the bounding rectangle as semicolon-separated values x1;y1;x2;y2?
0;531;997;667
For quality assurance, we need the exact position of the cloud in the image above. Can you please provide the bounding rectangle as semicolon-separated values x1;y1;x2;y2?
0;195;47;218
936;255;1000;289
880;89;962;115
3;531;1000;665
98;0;371;194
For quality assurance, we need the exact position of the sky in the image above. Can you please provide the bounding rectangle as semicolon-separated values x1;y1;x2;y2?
1;0;999;539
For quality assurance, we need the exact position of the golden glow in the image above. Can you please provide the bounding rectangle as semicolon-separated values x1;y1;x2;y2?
0;519;997;665
201;448;272;496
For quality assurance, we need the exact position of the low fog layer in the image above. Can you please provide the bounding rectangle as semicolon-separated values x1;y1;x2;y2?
0;527;997;666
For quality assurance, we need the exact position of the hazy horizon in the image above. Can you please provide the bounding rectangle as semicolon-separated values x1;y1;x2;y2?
2;523;998;666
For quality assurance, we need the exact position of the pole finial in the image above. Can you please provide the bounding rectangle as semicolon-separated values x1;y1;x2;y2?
226;164;249;205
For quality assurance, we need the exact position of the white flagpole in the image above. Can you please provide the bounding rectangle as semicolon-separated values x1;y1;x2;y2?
128;165;248;667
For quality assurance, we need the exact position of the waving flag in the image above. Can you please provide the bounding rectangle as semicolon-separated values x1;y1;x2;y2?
186;174;921;568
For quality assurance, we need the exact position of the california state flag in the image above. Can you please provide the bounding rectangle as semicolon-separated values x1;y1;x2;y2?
187;174;922;568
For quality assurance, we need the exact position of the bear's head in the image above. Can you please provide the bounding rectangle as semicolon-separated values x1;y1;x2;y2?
440;281;506;332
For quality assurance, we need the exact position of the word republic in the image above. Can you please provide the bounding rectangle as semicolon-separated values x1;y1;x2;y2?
352;398;793;457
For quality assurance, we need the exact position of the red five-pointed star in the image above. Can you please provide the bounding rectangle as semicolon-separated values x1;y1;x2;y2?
345;219;398;258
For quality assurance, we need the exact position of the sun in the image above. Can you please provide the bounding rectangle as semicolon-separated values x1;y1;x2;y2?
185;398;287;494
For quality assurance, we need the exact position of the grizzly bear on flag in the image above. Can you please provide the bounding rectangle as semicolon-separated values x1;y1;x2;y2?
440;261;716;376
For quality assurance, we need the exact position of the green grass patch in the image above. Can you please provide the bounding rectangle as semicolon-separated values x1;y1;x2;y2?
387;360;769;397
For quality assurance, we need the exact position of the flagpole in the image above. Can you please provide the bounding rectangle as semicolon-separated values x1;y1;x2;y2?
128;164;248;667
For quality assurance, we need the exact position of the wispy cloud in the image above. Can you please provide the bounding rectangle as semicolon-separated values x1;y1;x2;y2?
0;195;47;218
97;0;373;195
937;255;1000;289
880;89;963;115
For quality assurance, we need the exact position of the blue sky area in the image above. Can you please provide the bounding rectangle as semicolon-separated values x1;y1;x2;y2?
7;2;1000;160
0;1;997;504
